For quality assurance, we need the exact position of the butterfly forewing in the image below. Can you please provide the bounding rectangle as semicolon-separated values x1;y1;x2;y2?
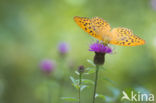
91;17;111;32
110;28;145;46
74;16;97;37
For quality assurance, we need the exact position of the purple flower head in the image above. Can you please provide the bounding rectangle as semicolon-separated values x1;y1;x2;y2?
89;42;112;54
58;42;69;55
40;59;56;74
78;65;85;73
151;0;156;10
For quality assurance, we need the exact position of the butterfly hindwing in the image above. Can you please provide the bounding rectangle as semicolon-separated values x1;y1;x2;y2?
110;28;145;46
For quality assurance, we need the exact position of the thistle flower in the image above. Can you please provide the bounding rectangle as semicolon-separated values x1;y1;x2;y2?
40;59;56;75
58;42;69;56
89;42;112;103
89;42;112;53
89;42;112;65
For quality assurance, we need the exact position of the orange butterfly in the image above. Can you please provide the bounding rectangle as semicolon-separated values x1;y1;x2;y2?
74;16;145;46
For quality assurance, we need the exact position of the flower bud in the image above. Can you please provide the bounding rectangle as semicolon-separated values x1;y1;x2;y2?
94;52;105;65
78;65;85;73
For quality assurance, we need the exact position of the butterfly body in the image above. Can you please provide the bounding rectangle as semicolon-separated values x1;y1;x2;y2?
74;16;145;46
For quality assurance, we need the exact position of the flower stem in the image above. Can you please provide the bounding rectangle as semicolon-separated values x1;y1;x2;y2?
47;79;52;103
92;65;99;103
79;73;82;103
58;78;65;103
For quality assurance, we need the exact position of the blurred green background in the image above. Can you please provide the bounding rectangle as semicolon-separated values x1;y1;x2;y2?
0;0;156;103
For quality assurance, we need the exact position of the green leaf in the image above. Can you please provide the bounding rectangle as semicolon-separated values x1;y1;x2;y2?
80;85;88;91
95;94;114;102
82;79;94;85
70;76;79;89
87;59;95;66
70;76;76;85
61;97;79;101
95;93;105;100
75;71;80;75
122;88;138;99
95;87;121;102
84;68;95;75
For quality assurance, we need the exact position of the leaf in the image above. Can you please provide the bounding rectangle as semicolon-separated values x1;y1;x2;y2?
70;76;76;85
80;85;88;91
84;68;95;75
61;97;79;101
82;79;94;85
70;76;79;89
95;94;114;102
87;59;95;66
95;87;121;102
75;71;80;75
95;93;105;100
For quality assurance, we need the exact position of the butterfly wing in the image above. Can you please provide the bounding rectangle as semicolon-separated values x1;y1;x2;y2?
91;17;111;32
74;16;112;42
110;27;145;46
90;17;113;43
74;16;97;37
74;16;145;46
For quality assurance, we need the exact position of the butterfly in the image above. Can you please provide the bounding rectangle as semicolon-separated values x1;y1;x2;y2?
74;16;145;46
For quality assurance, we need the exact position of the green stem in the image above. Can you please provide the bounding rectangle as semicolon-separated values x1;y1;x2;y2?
58;78;65;103
92;65;99;103
47;78;51;103
79;73;82;103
